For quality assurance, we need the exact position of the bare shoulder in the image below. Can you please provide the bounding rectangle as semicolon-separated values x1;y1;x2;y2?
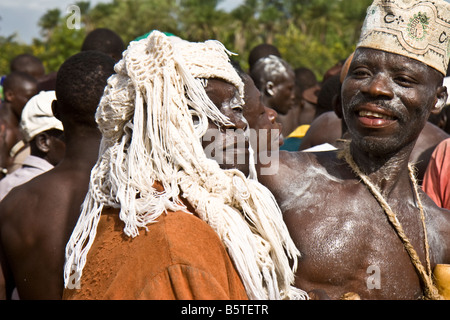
420;189;450;225
259;150;342;182
0;166;88;232
419;190;450;263
257;151;312;190
257;150;342;201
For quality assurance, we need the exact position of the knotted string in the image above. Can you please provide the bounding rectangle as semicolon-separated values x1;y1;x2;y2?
338;141;442;300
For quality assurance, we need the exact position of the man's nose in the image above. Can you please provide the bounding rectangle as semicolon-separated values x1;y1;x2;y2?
223;113;248;131
362;73;394;99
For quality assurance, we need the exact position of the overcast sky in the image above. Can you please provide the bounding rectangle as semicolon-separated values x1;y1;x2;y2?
0;0;243;44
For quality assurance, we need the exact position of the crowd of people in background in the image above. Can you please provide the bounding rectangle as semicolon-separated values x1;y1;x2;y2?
0;0;450;301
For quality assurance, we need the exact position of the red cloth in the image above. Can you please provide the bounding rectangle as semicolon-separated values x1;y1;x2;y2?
63;207;248;300
423;138;450;209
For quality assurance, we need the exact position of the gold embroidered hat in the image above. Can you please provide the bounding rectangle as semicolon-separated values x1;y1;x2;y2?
357;0;450;75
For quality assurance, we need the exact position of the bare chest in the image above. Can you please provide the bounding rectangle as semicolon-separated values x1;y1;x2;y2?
281;176;432;299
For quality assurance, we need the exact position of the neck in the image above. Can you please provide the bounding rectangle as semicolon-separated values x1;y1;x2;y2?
61;129;101;169
345;140;415;196
0;102;20;125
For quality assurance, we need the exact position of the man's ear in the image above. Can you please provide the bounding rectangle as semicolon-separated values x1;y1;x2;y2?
431;86;448;115
35;133;50;153
4;89;14;103
51;100;61;120
265;81;275;96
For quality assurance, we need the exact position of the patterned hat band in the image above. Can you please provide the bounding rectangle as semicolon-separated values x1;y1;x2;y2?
357;0;450;75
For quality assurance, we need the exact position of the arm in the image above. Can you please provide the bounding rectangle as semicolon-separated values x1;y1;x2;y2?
257;150;311;202
0;123;8;179
422;139;450;208
0;253;5;299
0;197;18;300
0;237;14;300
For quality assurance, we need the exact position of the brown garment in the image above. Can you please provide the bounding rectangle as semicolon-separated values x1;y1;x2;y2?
63;207;248;300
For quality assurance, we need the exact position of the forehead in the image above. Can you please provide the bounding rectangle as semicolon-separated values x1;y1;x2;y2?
205;78;237;92
242;74;264;112
352;47;433;75
204;78;240;104
243;74;259;97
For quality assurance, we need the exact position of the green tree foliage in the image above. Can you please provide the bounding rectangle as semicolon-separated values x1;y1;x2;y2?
0;35;36;75
0;0;374;79
89;0;179;43
34;7;86;73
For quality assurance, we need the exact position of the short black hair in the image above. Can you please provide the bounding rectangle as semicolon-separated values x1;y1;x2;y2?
295;67;318;94
2;71;37;92
55;50;115;127
248;44;281;71
249;55;292;91
81;28;125;62
316;74;341;117
10;54;45;79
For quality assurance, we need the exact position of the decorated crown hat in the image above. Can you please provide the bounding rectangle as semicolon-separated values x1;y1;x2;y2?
357;0;450;75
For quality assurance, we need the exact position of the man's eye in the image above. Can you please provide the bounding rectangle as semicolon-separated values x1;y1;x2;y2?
230;97;244;112
395;75;417;86
352;68;370;78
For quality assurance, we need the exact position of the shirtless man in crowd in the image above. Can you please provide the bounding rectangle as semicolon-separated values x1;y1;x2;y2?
259;0;450;300
0;51;115;299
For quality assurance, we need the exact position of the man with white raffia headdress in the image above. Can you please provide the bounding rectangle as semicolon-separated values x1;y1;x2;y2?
62;30;307;300
258;0;450;300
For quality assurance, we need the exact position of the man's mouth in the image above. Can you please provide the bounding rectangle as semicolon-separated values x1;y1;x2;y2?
356;109;397;127
358;110;395;120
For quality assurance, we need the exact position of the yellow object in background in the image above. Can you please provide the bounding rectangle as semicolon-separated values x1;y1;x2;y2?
434;264;450;300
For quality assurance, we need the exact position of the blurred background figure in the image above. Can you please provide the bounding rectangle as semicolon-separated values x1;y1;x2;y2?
81;28;125;63
250;55;296;138
0;90;64;200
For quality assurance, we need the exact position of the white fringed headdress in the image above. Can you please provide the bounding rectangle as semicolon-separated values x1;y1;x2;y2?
64;31;307;300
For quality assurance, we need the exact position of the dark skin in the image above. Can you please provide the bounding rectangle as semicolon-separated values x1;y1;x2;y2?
241;73;283;158
31;130;66;166
265;69;296;117
0;101;101;300
299;111;449;183
0;76;245;300
202;78;250;176
179;78;254;217
258;48;450;300
298;111;344;151
2;79;38;121
411;122;449;183
299;49;449;182
252;59;296;136
203;76;283;177
0;78;38;172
